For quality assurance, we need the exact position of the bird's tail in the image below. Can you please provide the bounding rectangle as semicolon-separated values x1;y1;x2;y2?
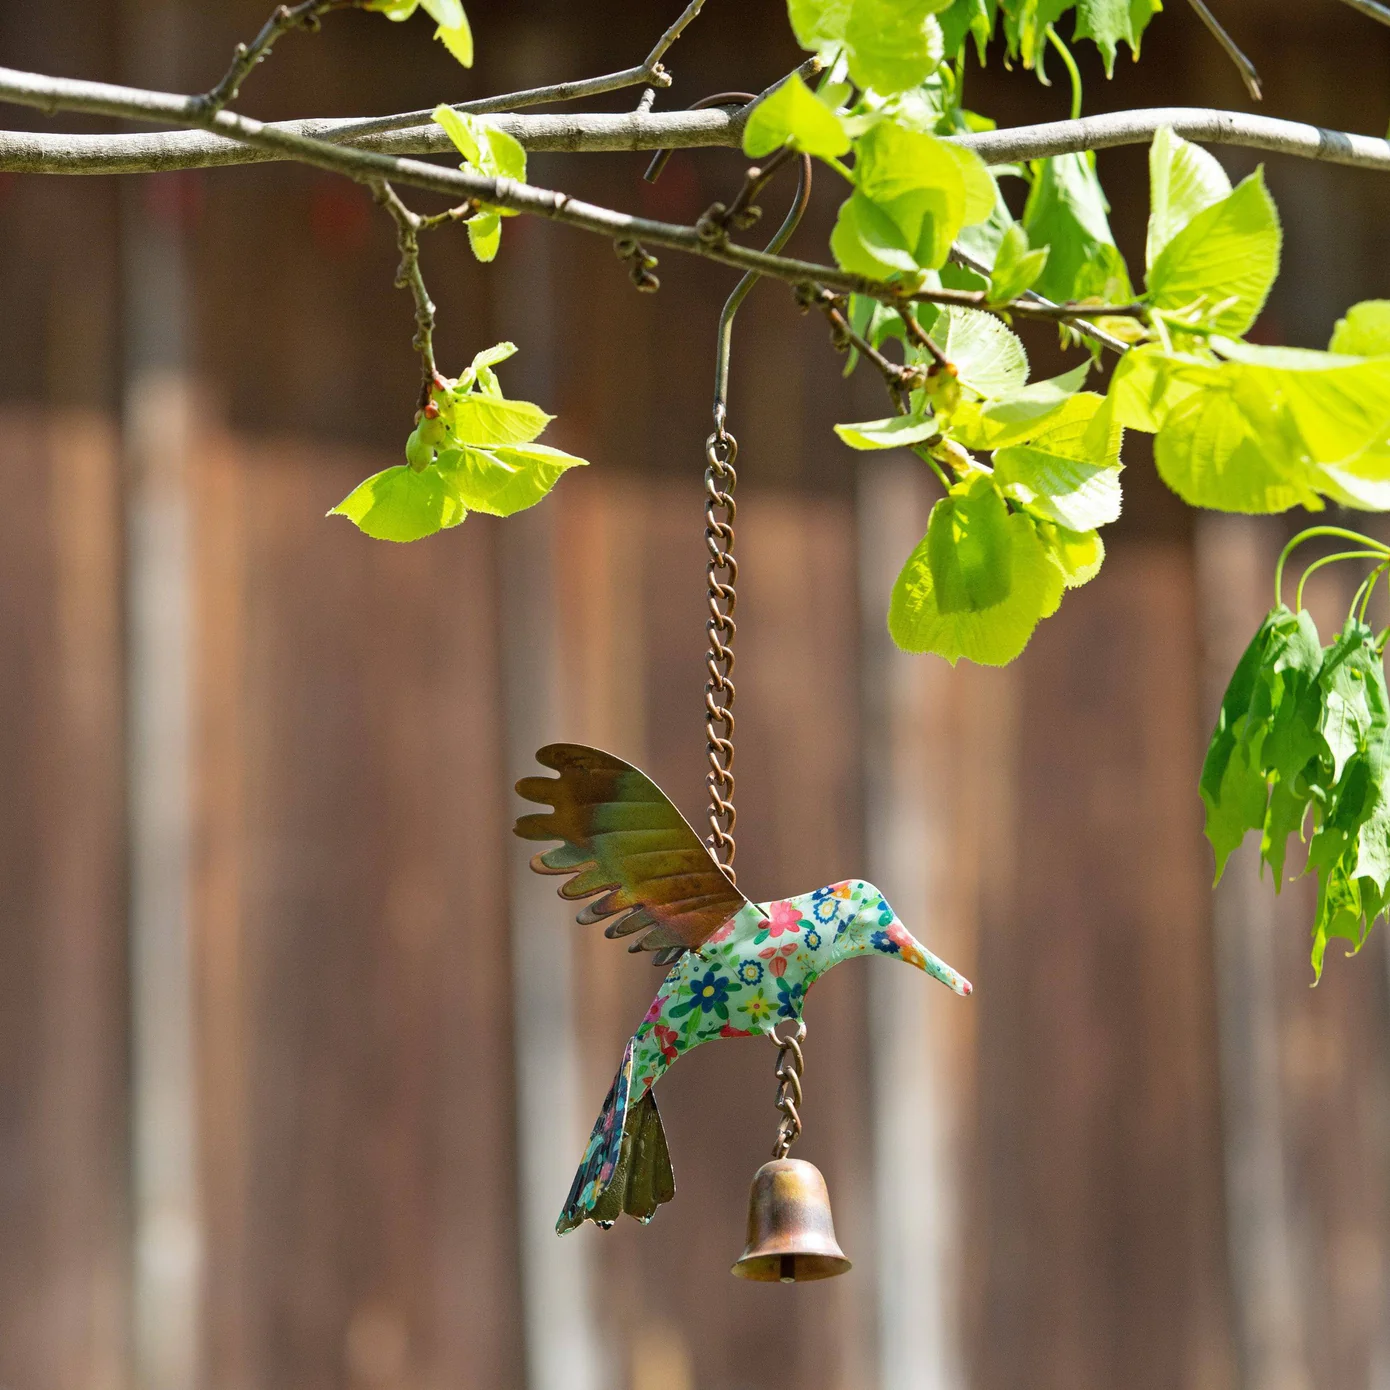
556;1037;674;1234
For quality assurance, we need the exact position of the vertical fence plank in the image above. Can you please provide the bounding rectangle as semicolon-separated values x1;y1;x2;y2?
972;541;1234;1390
0;410;128;1390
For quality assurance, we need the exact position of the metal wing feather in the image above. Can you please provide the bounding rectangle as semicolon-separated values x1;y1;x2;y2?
514;743;747;963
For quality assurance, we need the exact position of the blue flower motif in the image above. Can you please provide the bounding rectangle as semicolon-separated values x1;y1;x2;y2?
669;966;739;1020
812;893;841;925
737;959;765;987
803;928;823;951
870;929;900;956
775;975;806;1019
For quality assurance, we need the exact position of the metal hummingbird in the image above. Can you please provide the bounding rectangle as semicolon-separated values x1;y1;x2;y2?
514;743;972;1235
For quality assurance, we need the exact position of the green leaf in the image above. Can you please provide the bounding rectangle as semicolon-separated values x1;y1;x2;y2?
1023;154;1132;304
437;441;587;517
1201;609;1283;877
467;341;517;374
328;465;467;542
888;471;1063;665
1146;170;1280;337
834;414;940;449
1154;377;1320;513
446;392;552;446
422;0;473;66
466;210;501;262
987;222;1049;304
1330;300;1390;357
844;0;948;93
994;394;1123;531
1002;0;1073;71
1210;336;1390;464
1035;520;1105;592
431;106;526;260
1105;344;1209;433
929;307;1028;398
1251;607;1324;785
743;73;851;159
420;0;464;26
481;123;526;181
851;121;973;270
937;0;996;62
1319;619;1380;785
1074;0;1161;76
433;104;482;164
1319;452;1390;511
981;363;1090;430
944;145;998;227
787;0;852;50
830;192;922;279
1146;126;1231;270
955;171;1020;270
948;363;1091;450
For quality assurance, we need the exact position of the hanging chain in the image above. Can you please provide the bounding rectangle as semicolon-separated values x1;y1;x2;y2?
704;410;739;879
770;1018;806;1158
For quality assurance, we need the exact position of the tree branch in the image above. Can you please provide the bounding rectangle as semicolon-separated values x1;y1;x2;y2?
0;107;744;173
0;66;1363;352
6;98;1390;177
956;106;1390;170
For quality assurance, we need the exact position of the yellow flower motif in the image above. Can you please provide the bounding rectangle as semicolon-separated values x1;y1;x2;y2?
739;988;774;1022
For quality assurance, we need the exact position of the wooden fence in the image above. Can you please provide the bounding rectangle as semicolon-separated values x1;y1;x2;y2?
3;404;1389;1389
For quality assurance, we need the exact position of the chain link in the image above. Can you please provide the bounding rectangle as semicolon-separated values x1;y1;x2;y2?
704;420;739;879
770;1018;806;1158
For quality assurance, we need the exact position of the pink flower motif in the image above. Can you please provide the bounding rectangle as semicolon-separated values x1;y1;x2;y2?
652;1024;680;1062
765;901;803;938
642;994;669;1025
769;956;788;978
705;917;737;945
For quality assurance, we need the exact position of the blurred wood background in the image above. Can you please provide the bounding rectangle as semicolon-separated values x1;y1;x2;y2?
2;1;1390;1388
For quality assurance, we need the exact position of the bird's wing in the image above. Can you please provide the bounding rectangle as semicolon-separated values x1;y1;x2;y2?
515;743;748;964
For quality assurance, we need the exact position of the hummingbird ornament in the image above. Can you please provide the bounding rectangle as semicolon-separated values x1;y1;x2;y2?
515;743;972;1236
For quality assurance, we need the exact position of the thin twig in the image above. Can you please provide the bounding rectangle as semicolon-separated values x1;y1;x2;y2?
1337;0;1390;26
949;246;1132;355
374;181;438;401
1186;0;1262;101
643;0;709;83
345;0;707;133
199;0;357;117
895;302;953;370
718;144;797;231
808;288;919;392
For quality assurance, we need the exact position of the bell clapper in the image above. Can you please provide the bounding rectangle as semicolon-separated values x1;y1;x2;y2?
731;1020;852;1283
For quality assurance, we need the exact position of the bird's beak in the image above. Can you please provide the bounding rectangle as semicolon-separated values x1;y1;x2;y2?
894;920;972;997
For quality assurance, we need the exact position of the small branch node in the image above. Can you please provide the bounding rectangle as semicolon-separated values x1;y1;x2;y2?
615;237;661;292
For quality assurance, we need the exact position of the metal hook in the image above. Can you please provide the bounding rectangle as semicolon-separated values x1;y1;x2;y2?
711;152;811;434
642;90;814;431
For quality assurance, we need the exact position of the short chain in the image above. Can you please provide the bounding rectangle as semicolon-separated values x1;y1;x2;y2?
770;1019;806;1158
704;422;739;880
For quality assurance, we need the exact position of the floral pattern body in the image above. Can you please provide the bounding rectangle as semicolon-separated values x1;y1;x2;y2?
626;878;969;1097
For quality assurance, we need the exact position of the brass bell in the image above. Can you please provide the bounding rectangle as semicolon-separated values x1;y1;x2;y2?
731;1158;852;1283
